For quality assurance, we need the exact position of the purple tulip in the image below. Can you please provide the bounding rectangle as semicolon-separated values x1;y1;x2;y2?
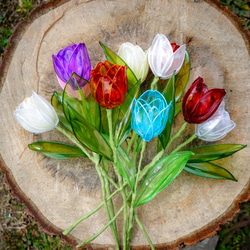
52;43;91;90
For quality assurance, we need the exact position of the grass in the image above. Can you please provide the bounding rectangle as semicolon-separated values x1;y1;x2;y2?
0;0;249;249
220;0;250;30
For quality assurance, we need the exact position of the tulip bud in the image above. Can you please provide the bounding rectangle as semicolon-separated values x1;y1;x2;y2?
14;92;59;133
131;90;172;142
148;34;186;79
52;43;91;96
118;42;149;83
182;77;226;124
89;61;128;109
195;101;236;141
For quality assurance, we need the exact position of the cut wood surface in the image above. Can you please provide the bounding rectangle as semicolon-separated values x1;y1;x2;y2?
0;0;250;249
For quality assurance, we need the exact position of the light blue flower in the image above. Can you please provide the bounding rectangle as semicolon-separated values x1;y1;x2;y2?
131;90;172;142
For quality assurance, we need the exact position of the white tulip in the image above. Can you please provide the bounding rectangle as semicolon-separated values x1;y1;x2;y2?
148;34;186;79
195;102;236;142
118;42;149;83
14;92;59;133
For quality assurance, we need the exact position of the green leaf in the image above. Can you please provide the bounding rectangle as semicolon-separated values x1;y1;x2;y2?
116;146;135;191
185;162;237;181
67;104;112;160
115;82;141;145
51;92;73;133
102;134;135;190
158;73;175;149
99;41;138;90
119;81;141;115
28;141;87;159
100;106;109;135
175;50;190;102
188;144;246;163
175;101;182;117
115;104;132;146
135;151;194;207
86;91;101;131
62;73;100;131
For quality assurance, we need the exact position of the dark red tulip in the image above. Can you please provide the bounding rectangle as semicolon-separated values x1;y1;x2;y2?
182;77;226;124
89;61;128;109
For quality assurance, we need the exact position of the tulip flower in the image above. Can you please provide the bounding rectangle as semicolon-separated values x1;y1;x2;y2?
52;43;91;94
14;92;59;133
195;101;236;141
148;34;186;79
131;90;172;142
118;42;149;83
182;77;226;124
89;61;128;109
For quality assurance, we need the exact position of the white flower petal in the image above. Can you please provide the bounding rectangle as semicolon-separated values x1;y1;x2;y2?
162;44;186;79
118;42;149;82
14;92;59;133
148;34;174;77
32;92;59;126
195;102;236;142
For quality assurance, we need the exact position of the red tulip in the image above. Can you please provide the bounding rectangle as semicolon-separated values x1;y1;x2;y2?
182;77;226;124
89;61;128;109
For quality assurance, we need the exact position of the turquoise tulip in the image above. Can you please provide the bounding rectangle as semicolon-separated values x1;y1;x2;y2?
131;90;172;142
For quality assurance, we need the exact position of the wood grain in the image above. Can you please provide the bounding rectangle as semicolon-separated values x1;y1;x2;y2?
0;0;249;249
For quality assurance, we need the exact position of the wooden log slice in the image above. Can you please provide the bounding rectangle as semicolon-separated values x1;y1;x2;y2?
0;0;249;249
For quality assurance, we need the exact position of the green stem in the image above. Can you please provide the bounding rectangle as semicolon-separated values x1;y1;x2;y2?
56;126;94;161
126;131;138;155
93;154;119;249
63;184;125;235
99;165;119;190
127;141;147;246
102;158;118;245
76;205;125;248
139;122;187;181
134;212;155;250
132;136;139;168
170;134;197;154
150;76;159;90
164;122;188;151
107;109;128;250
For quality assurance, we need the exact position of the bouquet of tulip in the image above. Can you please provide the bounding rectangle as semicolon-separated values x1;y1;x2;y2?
14;34;245;249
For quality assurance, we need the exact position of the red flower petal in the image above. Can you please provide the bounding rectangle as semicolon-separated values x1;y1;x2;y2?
89;61;128;109
182;77;226;123
189;89;226;124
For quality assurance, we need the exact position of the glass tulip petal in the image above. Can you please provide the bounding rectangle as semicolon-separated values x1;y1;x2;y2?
162;44;186;79
52;54;70;83
118;42;148;82
131;90;171;142
52;43;91;91
192;89;226;123
195;102;236;141
14;93;59;134
148;34;186;79
57;44;76;69
14;109;55;133
182;77;226;124
32;92;58;126
90;61;128;109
